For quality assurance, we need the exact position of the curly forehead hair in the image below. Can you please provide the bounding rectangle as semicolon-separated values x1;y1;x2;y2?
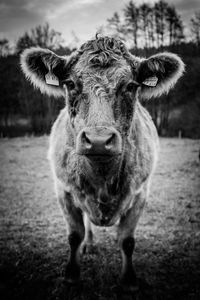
80;35;127;55
72;35;137;69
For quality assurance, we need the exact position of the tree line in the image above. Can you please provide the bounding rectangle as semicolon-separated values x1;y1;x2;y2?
0;0;200;138
106;1;200;49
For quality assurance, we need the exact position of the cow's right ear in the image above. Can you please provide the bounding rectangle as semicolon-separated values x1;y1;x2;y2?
20;47;69;98
136;52;185;99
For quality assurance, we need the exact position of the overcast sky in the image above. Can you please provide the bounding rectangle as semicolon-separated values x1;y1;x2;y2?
0;0;200;47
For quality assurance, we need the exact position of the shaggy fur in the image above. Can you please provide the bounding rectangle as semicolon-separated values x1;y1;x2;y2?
138;52;185;99
20;37;184;100
21;47;67;97
20;35;184;290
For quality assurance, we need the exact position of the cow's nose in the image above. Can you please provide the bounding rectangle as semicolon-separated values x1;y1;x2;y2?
77;128;122;157
82;131;115;151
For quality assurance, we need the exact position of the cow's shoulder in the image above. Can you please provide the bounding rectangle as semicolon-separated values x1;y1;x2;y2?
135;101;159;149
126;102;159;188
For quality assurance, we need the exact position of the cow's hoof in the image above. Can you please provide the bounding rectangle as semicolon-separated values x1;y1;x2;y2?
65;262;80;284
120;282;139;294
119;276;139;294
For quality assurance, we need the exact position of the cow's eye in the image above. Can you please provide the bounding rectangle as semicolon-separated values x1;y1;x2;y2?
64;79;76;91
126;81;138;92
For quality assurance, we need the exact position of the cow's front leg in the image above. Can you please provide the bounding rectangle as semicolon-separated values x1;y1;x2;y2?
58;189;85;283
117;188;146;292
81;213;94;254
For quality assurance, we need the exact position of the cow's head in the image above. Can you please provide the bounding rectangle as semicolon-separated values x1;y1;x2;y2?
21;36;184;163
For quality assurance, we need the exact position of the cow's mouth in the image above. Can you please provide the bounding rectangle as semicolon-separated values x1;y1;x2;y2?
85;153;121;162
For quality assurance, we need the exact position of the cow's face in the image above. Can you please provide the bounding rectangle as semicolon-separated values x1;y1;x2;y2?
21;37;184;163
64;48;140;161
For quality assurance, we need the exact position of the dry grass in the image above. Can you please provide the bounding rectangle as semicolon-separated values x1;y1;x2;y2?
0;137;199;300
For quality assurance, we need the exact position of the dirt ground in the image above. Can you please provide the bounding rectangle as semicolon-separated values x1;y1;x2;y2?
0;137;199;300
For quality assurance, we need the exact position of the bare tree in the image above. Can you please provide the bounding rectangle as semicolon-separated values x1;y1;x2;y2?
154;0;168;48
16;23;64;53
107;12;127;41
147;7;156;48
124;1;140;49
139;4;152;48
190;11;200;45
173;17;184;44
166;6;184;45
166;6;177;45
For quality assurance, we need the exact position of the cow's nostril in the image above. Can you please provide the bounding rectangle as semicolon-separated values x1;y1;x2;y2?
105;134;115;149
82;132;92;149
83;132;91;144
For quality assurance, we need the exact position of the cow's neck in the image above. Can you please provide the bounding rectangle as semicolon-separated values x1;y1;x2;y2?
75;153;131;226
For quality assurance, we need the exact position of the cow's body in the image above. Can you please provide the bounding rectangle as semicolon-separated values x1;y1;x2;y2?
21;36;184;292
49;101;158;227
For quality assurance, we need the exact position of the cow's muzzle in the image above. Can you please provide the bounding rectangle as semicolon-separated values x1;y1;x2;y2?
76;127;122;160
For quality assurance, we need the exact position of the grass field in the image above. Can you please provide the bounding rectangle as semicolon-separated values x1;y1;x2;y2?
0;137;199;300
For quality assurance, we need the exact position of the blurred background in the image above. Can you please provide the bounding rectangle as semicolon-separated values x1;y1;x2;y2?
0;0;200;138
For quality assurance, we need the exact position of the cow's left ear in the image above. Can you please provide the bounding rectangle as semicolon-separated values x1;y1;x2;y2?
137;52;185;99
20;47;70;98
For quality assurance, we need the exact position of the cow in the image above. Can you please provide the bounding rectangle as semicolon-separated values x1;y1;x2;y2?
20;36;184;292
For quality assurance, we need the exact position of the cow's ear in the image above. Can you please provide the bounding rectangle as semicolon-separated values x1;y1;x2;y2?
20;47;69;98
137;52;185;99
